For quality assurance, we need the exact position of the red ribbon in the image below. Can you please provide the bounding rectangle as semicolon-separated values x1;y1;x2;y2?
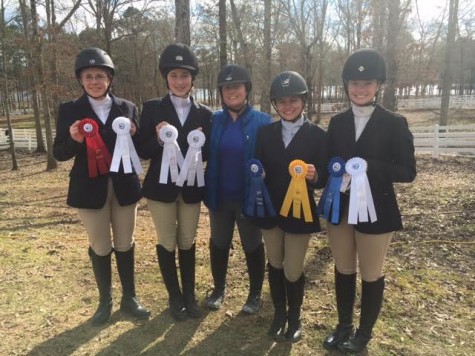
78;118;112;178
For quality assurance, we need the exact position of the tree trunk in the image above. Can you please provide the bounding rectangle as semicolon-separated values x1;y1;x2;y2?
382;0;400;111
1;0;18;169
260;0;271;114
219;0;227;69
175;0;190;45
440;0;458;126
30;0;57;170
19;0;46;153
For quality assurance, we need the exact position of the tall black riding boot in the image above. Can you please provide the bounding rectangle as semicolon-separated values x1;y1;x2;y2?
285;273;305;342
242;244;265;314
339;276;385;353
323;268;357;350
157;244;187;321
89;247;113;326
115;245;151;320
267;264;287;341
178;244;201;318
205;242;229;310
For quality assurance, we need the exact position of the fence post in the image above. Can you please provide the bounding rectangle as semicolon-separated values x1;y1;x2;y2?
433;124;439;159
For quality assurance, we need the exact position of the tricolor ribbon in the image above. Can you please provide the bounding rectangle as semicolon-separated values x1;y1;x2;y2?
280;159;313;222
345;157;377;224
245;159;276;218
110;117;143;174
159;125;184;184
318;156;346;224
78;118;112;178
176;130;206;187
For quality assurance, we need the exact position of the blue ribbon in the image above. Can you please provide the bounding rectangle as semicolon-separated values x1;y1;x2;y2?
318;156;346;224
245;159;276;218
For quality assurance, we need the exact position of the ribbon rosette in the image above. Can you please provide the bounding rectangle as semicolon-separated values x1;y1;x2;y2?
110;117;143;174
78;118;112;178
176;130;206;187
245;159;276;218
345;157;377;224
318;156;346;224
280;159;313;222
159;124;184;184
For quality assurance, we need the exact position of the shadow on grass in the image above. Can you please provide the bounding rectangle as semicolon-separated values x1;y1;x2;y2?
26;310;183;356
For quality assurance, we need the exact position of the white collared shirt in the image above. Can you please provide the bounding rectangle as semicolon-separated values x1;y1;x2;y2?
88;94;112;124
281;115;304;148
170;94;192;126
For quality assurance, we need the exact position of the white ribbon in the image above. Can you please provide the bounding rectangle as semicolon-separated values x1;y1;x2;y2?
110;117;143;174
159;125;184;184
345;157;377;224
176;130;206;187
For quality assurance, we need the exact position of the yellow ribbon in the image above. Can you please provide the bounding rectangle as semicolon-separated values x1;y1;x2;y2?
280;159;313;222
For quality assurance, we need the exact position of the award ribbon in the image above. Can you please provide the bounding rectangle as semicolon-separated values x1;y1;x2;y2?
176;130;206;187
317;156;346;224
110;117;143;174
245;159;276;218
280;160;313;222
159;125;184;184
345;157;377;224
78;118;112;178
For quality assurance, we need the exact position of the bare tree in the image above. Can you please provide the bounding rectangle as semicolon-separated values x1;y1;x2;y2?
382;0;411;111
218;0;227;68
1;0;18;169
175;0;190;44
440;0;459;125
260;0;271;113
30;0;57;170
19;0;46;153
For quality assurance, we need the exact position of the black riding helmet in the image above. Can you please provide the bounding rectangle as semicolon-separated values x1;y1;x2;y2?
270;71;308;100
342;48;386;83
75;47;115;78
342;48;386;104
159;43;199;79
217;64;252;92
270;71;308;121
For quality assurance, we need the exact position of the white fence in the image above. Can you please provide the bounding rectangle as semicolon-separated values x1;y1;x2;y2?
412;124;475;157
0;128;51;151
2;125;475;158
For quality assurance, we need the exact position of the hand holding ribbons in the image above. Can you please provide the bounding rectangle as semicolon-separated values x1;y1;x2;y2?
78;118;112;178
159;124;184;184
245;159;276;218
110;116;143;174
318;156;346;224
280;160;313;222
345;157;377;224
176;130;206;187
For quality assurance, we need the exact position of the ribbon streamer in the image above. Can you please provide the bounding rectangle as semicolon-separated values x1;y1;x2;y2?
78;118;112;178
176;130;206;187
159;125;184;184
245;159;276;218
110;117;143;174
280;159;313;222
345;157;377;224
318;156;346;224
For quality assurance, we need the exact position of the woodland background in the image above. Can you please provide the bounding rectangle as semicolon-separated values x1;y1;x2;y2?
0;0;474;170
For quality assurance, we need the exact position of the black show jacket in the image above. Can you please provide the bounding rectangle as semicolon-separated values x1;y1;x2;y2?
53;94;142;209
327;104;416;234
137;94;212;203
254;118;328;234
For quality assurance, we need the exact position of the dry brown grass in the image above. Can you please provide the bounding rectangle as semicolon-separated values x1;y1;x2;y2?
0;110;474;355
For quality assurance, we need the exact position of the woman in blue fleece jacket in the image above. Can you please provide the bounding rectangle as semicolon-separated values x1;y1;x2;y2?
204;64;271;314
